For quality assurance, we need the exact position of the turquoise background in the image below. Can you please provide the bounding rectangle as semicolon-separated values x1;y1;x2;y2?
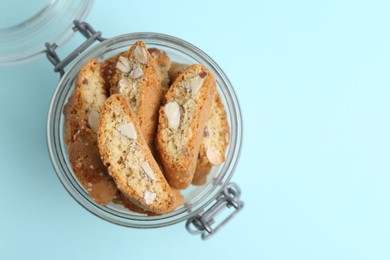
1;0;389;259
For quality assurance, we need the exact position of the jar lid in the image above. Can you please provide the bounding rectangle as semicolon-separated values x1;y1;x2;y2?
0;0;93;65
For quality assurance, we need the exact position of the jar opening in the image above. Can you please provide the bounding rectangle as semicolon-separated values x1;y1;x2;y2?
47;33;242;228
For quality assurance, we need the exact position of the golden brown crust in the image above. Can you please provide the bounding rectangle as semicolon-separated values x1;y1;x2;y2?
63;91;76;144
110;42;164;149
156;64;216;189
148;48;172;90
137;81;164;150
98;94;177;214
64;59;117;205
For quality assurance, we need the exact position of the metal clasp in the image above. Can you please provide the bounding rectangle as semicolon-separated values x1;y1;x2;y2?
45;20;106;77
186;183;244;240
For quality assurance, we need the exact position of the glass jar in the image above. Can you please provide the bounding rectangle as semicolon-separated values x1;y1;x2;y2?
47;30;243;239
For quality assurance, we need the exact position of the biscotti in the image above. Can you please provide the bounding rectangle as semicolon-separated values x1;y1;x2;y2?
98;94;177;213
110;41;164;149
64;58;107;144
167;63;230;186
156;64;216;189
64;58;117;205
192;93;230;185
148;48;171;90
100;53;123;94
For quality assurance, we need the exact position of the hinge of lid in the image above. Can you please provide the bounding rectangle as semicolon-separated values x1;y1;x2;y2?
44;20;106;77
186;183;244;240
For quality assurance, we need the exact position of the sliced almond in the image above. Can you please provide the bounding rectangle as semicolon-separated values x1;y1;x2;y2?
163;101;180;130
206;147;224;165
189;75;205;97
116;56;131;73
114;77;129;94
117;123;137;140
141;161;156;181
129;66;143;79
88;110;100;133
144;190;156;205
133;45;148;65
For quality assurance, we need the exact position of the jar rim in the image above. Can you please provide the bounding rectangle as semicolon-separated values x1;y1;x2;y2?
47;32;243;228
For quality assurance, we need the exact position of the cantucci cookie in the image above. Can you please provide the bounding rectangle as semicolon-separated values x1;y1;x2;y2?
64;58;107;144
98;94;176;214
156;64;216;189
148;48;171;90
101;53;123;94
167;63;230;186
64;58;117;205
192;93;230;185
110;41;164;149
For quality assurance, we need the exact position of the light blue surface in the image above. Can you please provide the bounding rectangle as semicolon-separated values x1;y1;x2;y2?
1;0;389;259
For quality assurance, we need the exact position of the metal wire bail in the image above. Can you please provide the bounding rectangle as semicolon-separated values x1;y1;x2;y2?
45;20;106;77
186;183;244;240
